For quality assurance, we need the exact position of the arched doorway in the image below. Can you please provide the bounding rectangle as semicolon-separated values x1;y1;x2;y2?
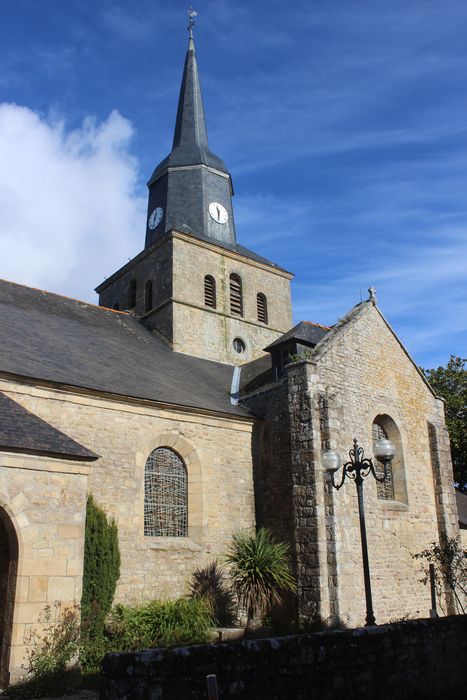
0;508;18;688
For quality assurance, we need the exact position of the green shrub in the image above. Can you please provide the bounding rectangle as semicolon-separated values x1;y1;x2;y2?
81;494;120;626
107;597;215;651
80;494;120;672
7;603;81;698
189;561;235;626
414;537;467;614
225;528;296;628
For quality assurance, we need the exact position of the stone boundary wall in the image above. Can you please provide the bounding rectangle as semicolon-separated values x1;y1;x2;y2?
100;616;467;700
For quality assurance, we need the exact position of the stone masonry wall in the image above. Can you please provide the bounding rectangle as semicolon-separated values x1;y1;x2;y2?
303;302;460;625
171;233;293;364
100;615;467;700
98;236;173;323
0;450;89;681
0;378;256;607
245;383;295;548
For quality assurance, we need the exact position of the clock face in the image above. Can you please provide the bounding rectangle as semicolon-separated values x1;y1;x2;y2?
148;207;163;230
209;202;228;224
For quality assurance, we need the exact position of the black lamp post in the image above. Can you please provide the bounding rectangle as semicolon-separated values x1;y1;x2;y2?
322;437;396;626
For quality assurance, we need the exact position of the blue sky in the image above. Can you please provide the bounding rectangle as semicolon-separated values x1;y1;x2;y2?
1;0;466;369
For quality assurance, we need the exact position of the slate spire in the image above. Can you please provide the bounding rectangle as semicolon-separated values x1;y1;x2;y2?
172;35;209;153
145;23;237;248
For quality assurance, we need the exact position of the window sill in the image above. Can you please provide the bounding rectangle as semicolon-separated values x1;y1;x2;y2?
378;500;409;512
138;536;202;552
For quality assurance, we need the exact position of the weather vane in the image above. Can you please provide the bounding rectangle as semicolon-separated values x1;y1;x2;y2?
187;7;197;36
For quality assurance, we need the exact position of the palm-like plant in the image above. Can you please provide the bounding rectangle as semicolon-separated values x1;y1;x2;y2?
225;528;296;629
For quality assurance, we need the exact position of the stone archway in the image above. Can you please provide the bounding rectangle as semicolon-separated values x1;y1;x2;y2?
0;507;18;688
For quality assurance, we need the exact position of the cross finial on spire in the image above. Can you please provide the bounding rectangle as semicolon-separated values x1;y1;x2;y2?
187;7;197;37
368;287;377;305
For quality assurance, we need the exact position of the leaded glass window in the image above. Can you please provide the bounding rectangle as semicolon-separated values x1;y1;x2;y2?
372;422;395;500
144;448;187;537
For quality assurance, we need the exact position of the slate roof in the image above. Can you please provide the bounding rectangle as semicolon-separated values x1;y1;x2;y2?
0;391;98;461
0;279;250;419
265;321;331;350
238;354;274;397
456;490;467;528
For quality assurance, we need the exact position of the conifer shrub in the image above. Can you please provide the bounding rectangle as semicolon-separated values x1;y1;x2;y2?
80;494;120;672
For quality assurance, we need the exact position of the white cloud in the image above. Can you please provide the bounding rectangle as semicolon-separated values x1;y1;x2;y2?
0;104;145;302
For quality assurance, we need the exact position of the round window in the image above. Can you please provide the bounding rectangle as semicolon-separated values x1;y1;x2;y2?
233;337;246;354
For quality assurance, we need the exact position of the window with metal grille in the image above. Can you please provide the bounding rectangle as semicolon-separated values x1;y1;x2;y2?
257;293;268;324
204;275;216;308
144;448;187;537
129;279;137;308
230;274;243;316
145;280;153;313
372;422;395;500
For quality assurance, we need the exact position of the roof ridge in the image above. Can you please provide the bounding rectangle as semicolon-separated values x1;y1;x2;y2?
303;320;332;330
0;277;129;315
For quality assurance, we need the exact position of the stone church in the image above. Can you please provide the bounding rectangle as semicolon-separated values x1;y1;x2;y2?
0;31;461;684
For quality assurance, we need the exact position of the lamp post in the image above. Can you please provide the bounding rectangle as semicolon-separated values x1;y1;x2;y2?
322;437;396;626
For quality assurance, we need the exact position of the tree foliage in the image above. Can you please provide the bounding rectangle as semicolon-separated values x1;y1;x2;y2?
81;494;120;626
414;537;467;614
421;356;467;491
225;528;296;629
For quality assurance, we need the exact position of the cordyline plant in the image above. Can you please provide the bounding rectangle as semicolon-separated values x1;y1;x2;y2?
414;537;467;614
225;528;296;629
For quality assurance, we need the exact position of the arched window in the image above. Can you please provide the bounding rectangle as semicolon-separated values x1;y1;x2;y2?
204;275;216;308
257;293;268;324
229;274;243;316
145;280;153;314
372;422;394;500
128;279;137;309
372;415;407;503
144;447;187;537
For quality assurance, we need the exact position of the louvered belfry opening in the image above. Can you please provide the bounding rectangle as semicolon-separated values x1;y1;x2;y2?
372;422;395;500
229;274;243;316
144;447;188;537
128;279;137;309
257;293;268;324
144;280;153;314
204;275;216;308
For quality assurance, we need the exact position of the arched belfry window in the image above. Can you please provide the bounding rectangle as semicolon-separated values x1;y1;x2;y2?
372;415;407;503
129;279;137;309
230;274;243;317
145;280;153;314
257;293;268;324
204;275;216;308
144;448;187;537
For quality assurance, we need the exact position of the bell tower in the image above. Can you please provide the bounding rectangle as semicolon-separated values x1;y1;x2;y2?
96;14;293;365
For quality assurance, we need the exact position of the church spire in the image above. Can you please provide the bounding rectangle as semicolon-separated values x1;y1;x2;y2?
145;10;236;248
171;28;209;153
